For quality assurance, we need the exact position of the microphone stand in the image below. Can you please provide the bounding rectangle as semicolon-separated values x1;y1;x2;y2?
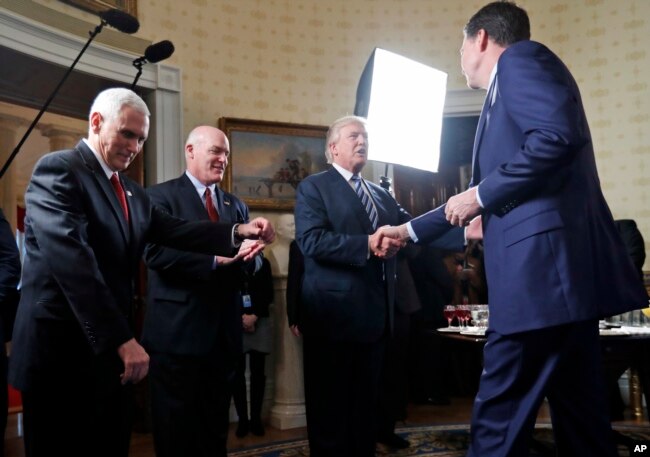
0;19;111;179
130;57;146;90
379;162;392;193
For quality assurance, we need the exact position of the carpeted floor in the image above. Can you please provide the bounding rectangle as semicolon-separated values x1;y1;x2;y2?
227;423;650;457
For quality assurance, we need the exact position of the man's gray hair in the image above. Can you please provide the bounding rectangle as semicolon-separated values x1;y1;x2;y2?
324;115;367;164
89;87;150;124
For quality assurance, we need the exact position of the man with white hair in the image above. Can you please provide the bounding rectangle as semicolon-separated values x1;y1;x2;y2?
9;88;273;457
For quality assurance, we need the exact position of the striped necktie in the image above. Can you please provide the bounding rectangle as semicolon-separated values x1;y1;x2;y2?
351;175;378;229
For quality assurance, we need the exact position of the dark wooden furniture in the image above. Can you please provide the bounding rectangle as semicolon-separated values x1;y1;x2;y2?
434;329;650;420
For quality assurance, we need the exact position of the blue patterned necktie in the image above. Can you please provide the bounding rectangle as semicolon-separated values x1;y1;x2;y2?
351;175;378;229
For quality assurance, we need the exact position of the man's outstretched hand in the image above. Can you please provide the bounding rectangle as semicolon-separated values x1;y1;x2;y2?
238;217;275;244
445;187;480;227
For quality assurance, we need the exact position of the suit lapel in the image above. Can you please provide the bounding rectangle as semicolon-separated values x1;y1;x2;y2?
367;184;388;227
328;168;374;233
179;174;211;220
470;76;497;186
76;141;130;243
215;187;235;223
219;187;248;224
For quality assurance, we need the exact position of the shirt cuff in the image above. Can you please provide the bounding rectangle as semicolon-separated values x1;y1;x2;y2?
232;224;241;247
475;185;484;208
406;222;418;243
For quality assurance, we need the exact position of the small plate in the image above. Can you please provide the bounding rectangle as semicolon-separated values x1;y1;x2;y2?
437;327;462;333
460;328;486;336
599;329;631;336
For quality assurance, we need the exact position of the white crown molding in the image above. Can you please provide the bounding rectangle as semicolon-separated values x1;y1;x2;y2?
444;89;485;116
0;7;157;88
0;6;184;184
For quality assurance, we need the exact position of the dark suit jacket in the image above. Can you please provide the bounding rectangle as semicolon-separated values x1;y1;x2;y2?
142;174;253;356
404;244;454;326
410;41;648;334
614;219;646;280
9;142;236;391
286;240;304;328
294;167;412;342
0;209;20;344
395;246;421;315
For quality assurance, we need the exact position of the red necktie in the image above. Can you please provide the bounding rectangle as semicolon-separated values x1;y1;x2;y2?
110;173;129;223
205;188;219;222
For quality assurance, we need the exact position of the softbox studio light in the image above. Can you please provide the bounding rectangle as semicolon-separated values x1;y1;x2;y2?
354;48;447;173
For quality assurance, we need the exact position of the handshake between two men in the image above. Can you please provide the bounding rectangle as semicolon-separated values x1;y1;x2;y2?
369;186;483;259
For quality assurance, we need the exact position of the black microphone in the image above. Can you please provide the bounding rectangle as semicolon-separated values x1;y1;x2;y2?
0;9;141;179
144;40;175;63
131;40;175;89
99;9;140;34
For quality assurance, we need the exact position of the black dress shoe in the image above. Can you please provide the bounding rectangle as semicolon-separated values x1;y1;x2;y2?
250;417;265;436
235;420;249;438
378;432;410;449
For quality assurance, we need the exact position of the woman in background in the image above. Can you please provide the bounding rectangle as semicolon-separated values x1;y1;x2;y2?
232;257;274;437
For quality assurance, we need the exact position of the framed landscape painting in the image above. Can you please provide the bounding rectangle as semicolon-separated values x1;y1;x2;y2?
218;117;329;210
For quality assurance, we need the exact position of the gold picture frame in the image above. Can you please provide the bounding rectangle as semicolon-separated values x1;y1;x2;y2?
218;117;329;211
60;0;137;18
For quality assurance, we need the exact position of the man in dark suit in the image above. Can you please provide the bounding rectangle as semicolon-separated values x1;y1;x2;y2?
8;88;273;457
0;209;20;457
376;245;421;449
294;115;465;457
143;125;262;457
406;244;455;406
381;3;648;456
286;239;304;338
614;219;646;280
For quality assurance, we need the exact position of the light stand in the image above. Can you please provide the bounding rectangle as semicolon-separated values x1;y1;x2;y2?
379;163;392;193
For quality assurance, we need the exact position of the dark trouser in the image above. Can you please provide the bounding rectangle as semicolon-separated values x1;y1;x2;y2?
0;350;8;457
303;335;384;457
408;317;449;402
377;310;410;436
149;351;236;457
233;351;267;423
21;367;133;457
469;320;617;457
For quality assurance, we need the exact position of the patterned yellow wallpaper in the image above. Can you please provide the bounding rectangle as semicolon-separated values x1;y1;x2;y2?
30;0;650;267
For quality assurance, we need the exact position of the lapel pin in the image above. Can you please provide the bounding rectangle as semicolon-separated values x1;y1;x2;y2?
126;190;132;197
224;200;231;206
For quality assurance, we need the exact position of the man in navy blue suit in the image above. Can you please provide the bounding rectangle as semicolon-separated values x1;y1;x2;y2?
295;115;423;457
381;2;648;456
143;126;263;457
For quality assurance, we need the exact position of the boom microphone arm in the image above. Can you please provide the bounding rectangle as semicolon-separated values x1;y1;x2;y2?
130;40;175;89
0;9;139;179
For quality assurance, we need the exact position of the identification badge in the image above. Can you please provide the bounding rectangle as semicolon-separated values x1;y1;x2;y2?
242;294;252;309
